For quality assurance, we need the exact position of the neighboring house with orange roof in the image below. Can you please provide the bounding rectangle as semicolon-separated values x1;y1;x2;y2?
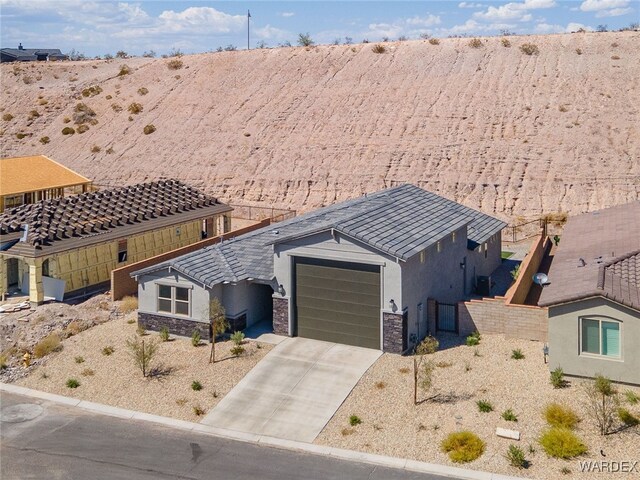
0;155;92;213
539;201;640;385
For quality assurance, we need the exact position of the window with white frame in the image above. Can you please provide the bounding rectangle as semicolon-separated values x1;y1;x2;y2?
580;317;621;358
157;284;191;316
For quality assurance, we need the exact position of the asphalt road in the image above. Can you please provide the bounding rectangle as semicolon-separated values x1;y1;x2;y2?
0;392;449;480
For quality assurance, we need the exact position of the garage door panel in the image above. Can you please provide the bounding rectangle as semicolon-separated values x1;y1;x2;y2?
295;258;380;350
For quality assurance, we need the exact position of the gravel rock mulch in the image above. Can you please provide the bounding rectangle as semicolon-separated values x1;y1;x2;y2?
315;334;640;479
15;313;272;422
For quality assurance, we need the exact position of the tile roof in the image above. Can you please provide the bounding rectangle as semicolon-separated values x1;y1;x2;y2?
0;180;230;251
133;184;506;288
1;48;66;60
539;201;640;310
1;155;91;196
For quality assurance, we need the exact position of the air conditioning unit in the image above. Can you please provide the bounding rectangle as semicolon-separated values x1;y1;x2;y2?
476;276;491;296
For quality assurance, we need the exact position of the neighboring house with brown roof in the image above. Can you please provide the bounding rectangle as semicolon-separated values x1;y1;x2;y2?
0;155;92;213
539;201;640;385
0;180;232;305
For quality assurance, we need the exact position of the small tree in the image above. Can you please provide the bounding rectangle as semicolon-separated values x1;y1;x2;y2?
413;339;438;404
297;33;314;47
204;298;229;363
584;374;619;435
115;50;128;58
126;336;158;377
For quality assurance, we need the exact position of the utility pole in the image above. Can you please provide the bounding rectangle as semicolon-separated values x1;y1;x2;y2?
247;9;251;50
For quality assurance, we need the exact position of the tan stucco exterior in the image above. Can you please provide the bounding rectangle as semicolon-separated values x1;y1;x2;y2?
548;296;640;385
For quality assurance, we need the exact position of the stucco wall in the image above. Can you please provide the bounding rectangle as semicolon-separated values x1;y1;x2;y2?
548;297;640;385
505;234;548;305
466;231;502;295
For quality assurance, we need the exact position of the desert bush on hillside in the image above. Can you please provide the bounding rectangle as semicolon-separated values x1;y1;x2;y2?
111;103;123;113
137;87;149;96
28;110;40;119
73;103;96;124
23;75;34;84
118;64;131;76
128;103;143;114
142;50;156;58
2;113;14;121
372;44;386;54
15;132;29;140
34;333;62;358
40;136;50;144
429;38;440;45
76;124;90;134
618;408;639;426
441;431;485;463
82;85;103;97
166;59;183;70
501;38;511;47
143;124;156;135
575;48;583;55
61;127;75;135
115;50;128;58
297;33;314;47
90;145;101;153
520;43;539;55
468;38;483;48
119;296;138;313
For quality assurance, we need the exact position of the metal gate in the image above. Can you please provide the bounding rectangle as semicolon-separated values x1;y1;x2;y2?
436;302;458;333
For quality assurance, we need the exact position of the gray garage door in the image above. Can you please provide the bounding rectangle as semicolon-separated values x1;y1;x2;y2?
294;257;380;349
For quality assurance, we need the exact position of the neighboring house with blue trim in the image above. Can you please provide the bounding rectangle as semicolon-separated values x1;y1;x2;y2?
539;201;640;385
132;184;506;354
1;43;68;63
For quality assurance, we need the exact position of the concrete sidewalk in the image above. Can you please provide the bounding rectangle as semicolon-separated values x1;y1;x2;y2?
201;337;382;442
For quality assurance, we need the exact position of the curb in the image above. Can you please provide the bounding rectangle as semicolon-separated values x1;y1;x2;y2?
1;382;523;480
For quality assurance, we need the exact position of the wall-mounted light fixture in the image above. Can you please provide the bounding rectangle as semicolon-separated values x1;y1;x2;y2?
278;284;286;296
389;299;396;311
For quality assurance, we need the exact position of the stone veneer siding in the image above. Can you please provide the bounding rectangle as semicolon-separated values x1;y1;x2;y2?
273;297;290;335
383;312;404;354
138;312;211;341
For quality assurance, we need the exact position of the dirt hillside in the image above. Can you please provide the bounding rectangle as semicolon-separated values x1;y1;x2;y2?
1;32;638;220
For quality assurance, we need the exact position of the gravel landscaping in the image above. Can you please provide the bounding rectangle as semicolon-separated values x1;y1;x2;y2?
15;306;272;422
315;334;640;479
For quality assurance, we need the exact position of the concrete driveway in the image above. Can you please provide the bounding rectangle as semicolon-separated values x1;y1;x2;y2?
201;337;381;443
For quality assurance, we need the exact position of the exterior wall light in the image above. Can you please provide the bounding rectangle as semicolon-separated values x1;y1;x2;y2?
278;284;286;296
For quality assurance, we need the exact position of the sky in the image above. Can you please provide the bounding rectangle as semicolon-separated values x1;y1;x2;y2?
0;0;638;57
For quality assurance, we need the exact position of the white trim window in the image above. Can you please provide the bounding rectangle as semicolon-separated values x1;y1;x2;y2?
580;317;621;359
157;284;191;316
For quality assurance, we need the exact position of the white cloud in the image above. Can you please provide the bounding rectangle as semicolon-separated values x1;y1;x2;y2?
158;7;245;34
595;6;633;16
438;19;516;35
579;0;629;11
365;14;441;39
279;12;295;18
406;14;442;27
254;24;289;40
474;0;556;22
458;2;484;8
566;22;592;31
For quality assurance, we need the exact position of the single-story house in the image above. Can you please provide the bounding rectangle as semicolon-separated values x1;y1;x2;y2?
132;184;506;353
0;180;232;304
1;155;93;213
1;44;68;63
539;201;640;385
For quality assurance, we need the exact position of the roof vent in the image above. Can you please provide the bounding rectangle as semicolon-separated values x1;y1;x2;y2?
272;229;279;235
578;258;586;267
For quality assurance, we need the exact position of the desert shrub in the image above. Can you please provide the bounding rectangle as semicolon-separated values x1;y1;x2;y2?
416;336;439;355
429;38;440;45
66;378;80;388
477;400;493;413
550;367;567;388
441;431;485;463
111;103;123;113
33;333;62;358
501;38;511;47
82;85;103;97
102;345;115;356
618;408;639;426
23;75;34;84
137;87;149;95
511;349;525;360
143;124;156;135
192;405;205;416
466;331;481;346
28;109;40;119
349;415;362;426
81;368;94;376
575;48;583;55
539;428;587;459
611;55;620;60
74;356;85;364
116;50;128;58
520;43;539;56
502;409;518;422
16;133;28;139
2;113;14;121
372;44;386;54
166;59;183;70
191;330;201;347
73;102;96;124
159;327;170;342
375;381;386;389
510;264;520;281
468;38;483;49
230;331;245;345
191;380;203;391
39;98;48;105
436;361;453;368
126;336;158;377
341;427;355;436
128;102;143;114
625;390;639;404
545;403;580;429
63;116;71;123
136;326;147;336
297;32;314;47
39;136;50;144
230;345;244;356
505;444;528;469
90;145;101;153
76;124;89;134
118;64;131;76
176;398;187;406
119;296;138;313
106;147;115;154
584;374;619;435
559;105;568;113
